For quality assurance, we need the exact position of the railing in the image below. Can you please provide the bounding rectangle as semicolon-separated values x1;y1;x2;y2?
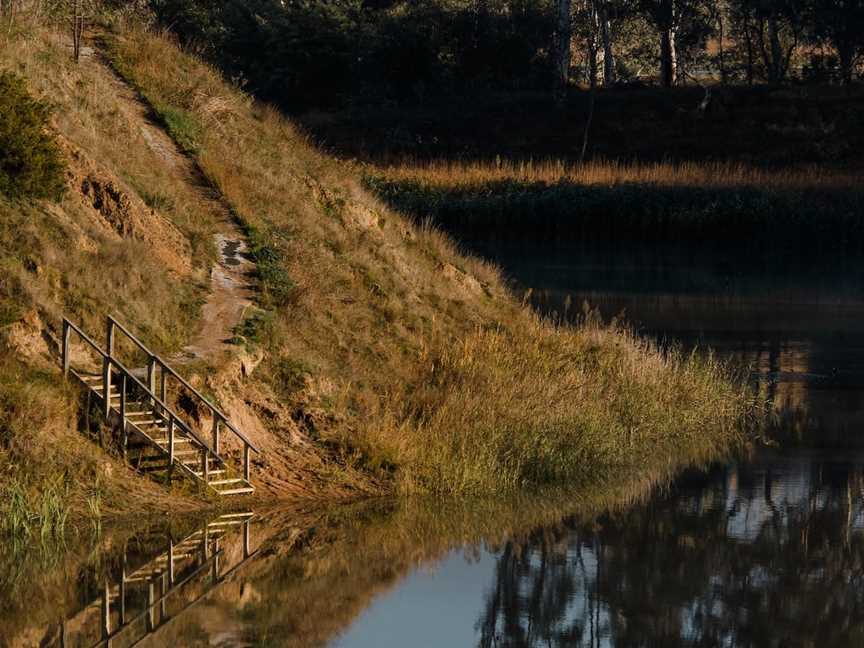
54;512;256;648
61;316;258;486
107;316;260;480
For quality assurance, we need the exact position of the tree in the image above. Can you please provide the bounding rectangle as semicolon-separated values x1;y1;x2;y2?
638;0;679;86
554;0;573;100
596;0;618;85
728;0;803;84
807;0;864;84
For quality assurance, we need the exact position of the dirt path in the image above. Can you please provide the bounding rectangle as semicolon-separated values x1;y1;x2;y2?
92;47;255;363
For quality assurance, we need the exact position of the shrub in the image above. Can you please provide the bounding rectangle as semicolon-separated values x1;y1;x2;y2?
0;72;66;201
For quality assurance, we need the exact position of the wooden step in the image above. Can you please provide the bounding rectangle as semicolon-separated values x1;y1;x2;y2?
218;512;255;519
191;469;226;477
214;487;255;496
207;478;245;486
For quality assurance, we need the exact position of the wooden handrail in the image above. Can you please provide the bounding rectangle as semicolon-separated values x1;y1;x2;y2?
108;315;260;454
158;362;261;454
106;356;214;453
63;318;218;459
63;318;105;357
64;315;258;490
108;315;158;359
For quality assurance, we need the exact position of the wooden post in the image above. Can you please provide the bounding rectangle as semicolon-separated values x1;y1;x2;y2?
243;444;250;482
146;579;156;632
120;374;128;460
159;572;167;620
119;556;127;626
103;319;114;419
167;417;175;484
101;578;111;639
106;318;115;358
212;538;220;584
102;355;111;419
242;519;250;559
202;447;209;483
159;367;167;408
212;414;220;455
62;320;71;378
168;539;175;585
147;356;157;407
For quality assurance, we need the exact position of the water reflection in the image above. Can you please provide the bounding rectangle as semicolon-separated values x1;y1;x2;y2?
41;512;257;648
470;242;864;444
9;240;864;646
477;455;864;647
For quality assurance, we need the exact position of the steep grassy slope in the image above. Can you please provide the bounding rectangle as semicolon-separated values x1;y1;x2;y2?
0;22;230;530
105;28;757;493
0;17;755;536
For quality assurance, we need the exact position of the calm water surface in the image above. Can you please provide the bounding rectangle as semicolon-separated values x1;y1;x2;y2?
6;244;864;647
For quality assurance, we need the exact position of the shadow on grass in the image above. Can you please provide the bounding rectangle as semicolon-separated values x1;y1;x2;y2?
366;175;864;259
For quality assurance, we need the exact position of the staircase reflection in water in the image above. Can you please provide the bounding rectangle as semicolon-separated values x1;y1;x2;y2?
50;512;257;648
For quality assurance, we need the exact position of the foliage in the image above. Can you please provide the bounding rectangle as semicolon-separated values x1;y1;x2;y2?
245;225;299;308
149;0;556;109
0;71;65;201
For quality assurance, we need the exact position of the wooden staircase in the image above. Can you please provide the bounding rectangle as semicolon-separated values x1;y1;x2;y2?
62;316;260;496
55;512;257;647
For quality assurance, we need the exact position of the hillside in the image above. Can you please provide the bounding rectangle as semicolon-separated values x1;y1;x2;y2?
0;16;755;535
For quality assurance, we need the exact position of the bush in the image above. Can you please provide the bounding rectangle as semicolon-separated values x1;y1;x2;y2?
0;72;65;201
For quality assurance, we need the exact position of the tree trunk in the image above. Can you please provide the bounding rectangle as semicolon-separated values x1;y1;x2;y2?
717;10;726;84
660;28;675;87
767;17;783;84
599;3;615;85
744;19;755;85
554;0;572;102
672;27;683;83
838;44;854;86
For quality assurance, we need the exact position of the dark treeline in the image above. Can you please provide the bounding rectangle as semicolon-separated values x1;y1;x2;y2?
150;0;555;111
146;0;864;162
151;0;864;115
6;0;856;102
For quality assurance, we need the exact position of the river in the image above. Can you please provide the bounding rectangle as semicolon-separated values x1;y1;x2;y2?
5;242;864;647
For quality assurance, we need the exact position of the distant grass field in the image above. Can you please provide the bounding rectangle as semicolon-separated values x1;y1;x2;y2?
366;159;864;257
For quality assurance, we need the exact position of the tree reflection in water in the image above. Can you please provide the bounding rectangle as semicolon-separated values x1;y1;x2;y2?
478;457;864;648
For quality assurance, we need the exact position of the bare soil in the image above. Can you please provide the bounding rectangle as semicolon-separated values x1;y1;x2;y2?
98;51;256;363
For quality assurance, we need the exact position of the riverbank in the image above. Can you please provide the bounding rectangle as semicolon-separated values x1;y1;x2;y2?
0;17;756;540
366;160;864;259
1;456;733;646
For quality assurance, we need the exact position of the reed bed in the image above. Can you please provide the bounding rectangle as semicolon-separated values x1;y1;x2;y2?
374;158;863;191
367;159;864;253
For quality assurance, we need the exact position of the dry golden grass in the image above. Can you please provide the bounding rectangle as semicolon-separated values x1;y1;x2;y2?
0;23;219;348
0;19;225;533
376;157;862;190
106;27;758;496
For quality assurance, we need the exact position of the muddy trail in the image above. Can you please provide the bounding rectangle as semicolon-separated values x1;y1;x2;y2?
88;40;255;364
